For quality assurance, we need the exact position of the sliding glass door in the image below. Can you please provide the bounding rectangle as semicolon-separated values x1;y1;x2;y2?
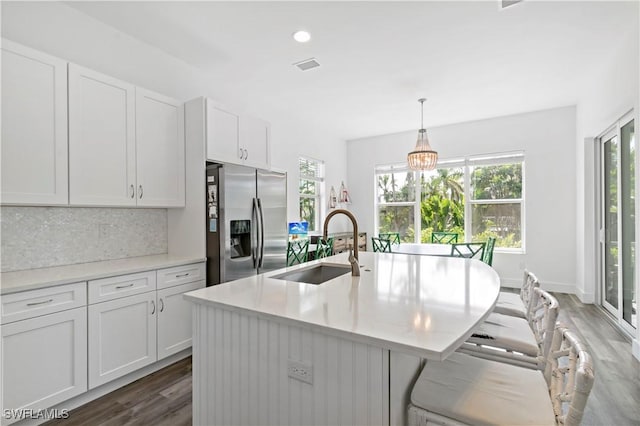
599;112;636;333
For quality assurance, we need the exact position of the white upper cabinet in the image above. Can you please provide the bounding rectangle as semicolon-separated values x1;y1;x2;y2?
240;114;270;170
136;88;185;207
1;39;68;205
69;64;185;207
206;99;241;164
205;98;271;169
68;64;137;206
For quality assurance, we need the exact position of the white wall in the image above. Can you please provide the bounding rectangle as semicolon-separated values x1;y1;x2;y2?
1;1;348;229
573;8;640;357
575;23;640;302
347;106;577;292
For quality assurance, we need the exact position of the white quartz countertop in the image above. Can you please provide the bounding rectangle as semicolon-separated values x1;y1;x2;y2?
0;254;206;295
185;251;500;360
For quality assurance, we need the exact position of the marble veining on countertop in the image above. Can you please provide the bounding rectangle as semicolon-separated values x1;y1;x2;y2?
185;251;500;360
0;254;206;295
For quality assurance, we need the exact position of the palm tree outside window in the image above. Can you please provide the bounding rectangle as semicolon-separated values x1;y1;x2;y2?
374;152;524;250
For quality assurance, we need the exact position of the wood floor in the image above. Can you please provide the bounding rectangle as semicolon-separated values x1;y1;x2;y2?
47;293;639;426
554;293;640;426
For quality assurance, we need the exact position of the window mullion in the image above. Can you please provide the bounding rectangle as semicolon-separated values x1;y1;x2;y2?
464;164;471;243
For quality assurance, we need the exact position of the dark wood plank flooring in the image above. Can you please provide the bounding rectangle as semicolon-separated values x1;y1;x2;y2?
45;358;192;426
47;293;639;425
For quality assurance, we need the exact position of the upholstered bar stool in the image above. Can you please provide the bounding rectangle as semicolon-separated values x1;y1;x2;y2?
459;287;559;370
408;324;595;426
493;269;540;319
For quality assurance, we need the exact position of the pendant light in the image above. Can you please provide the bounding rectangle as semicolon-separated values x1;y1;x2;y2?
407;98;438;171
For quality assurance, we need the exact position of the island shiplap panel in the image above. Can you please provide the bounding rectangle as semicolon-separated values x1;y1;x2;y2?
192;303;390;426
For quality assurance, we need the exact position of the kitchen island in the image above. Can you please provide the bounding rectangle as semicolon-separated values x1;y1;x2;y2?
185;251;500;425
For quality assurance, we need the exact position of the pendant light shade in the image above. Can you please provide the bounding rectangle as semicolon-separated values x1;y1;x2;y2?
407;98;438;171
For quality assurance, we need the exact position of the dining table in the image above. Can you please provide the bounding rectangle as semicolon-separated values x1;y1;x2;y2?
392;242;452;256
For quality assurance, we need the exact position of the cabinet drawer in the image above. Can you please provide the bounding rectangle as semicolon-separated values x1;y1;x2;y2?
1;282;86;324
333;237;347;252
88;271;156;304
157;262;205;289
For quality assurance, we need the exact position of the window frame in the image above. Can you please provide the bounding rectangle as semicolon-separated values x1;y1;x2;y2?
374;152;525;252
467;152;526;253
299;156;325;232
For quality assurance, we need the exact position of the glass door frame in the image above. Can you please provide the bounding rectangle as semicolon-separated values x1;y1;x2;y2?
597;110;636;335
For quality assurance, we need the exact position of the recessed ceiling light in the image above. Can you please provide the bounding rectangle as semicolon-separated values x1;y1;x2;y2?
293;30;311;43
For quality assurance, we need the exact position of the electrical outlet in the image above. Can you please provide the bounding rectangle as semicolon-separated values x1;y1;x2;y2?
287;359;313;385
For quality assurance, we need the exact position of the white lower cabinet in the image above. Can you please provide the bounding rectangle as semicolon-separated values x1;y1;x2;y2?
1;307;87;424
157;280;205;359
88;291;157;389
88;267;205;388
1;262;204;420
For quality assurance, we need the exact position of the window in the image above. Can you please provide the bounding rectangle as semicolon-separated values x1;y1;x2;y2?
374;152;524;250
419;163;465;243
299;157;324;232
376;165;415;242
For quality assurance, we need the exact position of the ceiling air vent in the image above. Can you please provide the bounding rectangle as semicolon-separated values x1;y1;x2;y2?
294;58;320;71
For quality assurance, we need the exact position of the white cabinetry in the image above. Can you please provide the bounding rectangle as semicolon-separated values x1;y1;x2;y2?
1;39;68;205
0;284;87;424
68;65;185;207
136;88;185;207
88;291;158;389
1;41;185;208
240;114;270;169
88;263;204;387
68;64;136;207
205;98;271;169
206;100;240;165
158;280;204;359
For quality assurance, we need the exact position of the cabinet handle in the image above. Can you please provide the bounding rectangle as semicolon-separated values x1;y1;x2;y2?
239;148;244;159
244;149;248;160
175;272;190;278
115;283;134;290
26;298;53;307
151;300;156;315
159;298;164;312
130;184;135;199
139;185;143;199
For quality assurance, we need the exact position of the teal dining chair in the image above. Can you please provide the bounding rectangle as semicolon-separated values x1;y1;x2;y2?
450;242;485;260
431;232;458;244
372;237;392;253
315;237;334;259
379;232;401;245
287;239;310;266
481;237;496;266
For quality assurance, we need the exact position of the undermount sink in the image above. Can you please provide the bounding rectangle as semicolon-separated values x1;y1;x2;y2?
272;264;352;285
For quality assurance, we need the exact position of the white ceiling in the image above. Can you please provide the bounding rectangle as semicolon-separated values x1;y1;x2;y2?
67;1;638;140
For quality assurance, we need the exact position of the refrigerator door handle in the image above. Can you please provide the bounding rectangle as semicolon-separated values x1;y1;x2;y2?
257;198;265;268
252;197;259;268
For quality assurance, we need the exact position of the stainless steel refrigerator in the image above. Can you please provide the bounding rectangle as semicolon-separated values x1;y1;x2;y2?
206;162;287;285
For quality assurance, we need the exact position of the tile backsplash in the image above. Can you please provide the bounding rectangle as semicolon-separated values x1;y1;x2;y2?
0;207;168;272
